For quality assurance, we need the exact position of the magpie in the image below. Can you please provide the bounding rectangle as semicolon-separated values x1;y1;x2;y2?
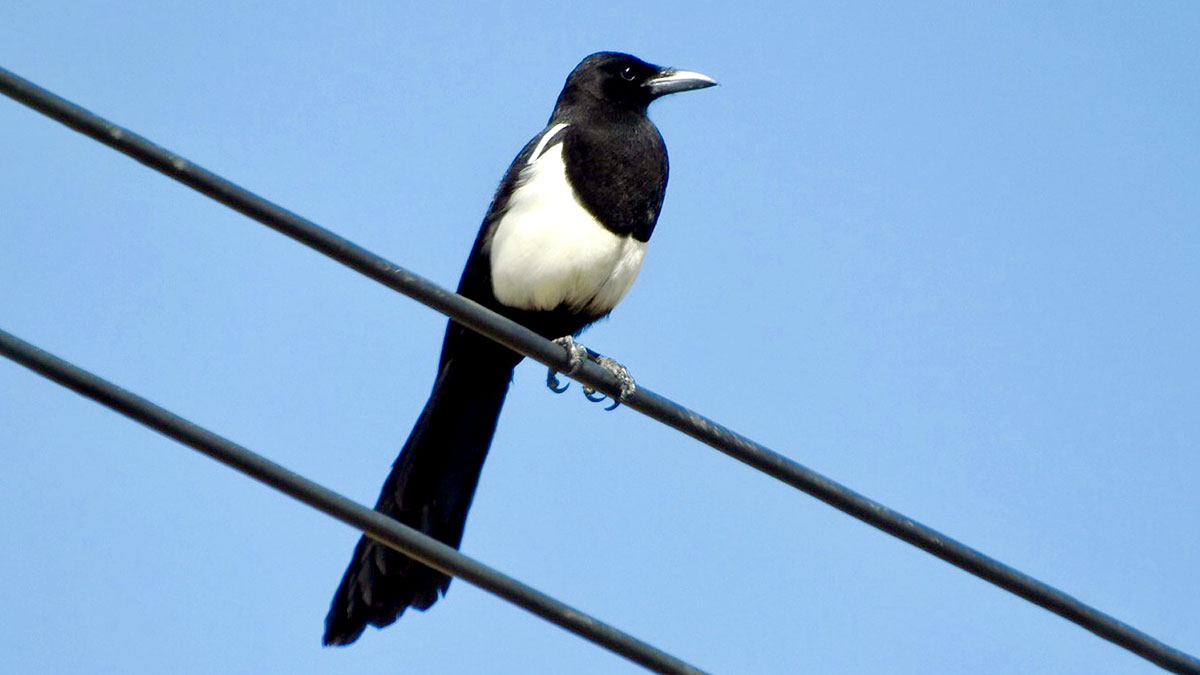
323;52;716;646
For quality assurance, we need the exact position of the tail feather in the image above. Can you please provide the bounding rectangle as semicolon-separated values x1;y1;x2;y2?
323;351;515;646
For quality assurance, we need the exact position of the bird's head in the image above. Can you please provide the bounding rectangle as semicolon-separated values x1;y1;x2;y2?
554;52;716;117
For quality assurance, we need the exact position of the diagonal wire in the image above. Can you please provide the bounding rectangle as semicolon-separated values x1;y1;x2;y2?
1;66;1197;674
0;328;705;675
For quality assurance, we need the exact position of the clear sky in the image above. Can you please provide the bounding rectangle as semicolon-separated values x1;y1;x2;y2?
1;3;1197;674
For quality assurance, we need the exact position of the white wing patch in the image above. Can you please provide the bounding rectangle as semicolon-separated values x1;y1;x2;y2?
529;122;569;162
489;127;646;316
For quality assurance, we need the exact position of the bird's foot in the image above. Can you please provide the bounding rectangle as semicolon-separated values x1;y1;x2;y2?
545;337;635;411
547;336;588;393
583;355;636;411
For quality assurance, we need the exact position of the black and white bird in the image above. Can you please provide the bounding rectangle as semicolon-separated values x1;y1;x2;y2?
323;52;716;646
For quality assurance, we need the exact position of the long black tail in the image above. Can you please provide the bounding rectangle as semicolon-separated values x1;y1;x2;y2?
323;343;517;646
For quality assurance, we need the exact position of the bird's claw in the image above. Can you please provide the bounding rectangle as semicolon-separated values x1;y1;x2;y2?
581;356;635;410
592;355;636;410
547;336;588;394
545;337;635;411
547;369;569;393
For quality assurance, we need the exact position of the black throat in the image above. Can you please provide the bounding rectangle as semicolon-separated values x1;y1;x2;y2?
554;104;668;243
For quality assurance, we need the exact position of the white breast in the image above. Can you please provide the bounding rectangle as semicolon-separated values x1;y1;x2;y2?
488;125;647;316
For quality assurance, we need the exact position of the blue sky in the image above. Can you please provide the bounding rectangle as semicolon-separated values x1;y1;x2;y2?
2;3;1197;673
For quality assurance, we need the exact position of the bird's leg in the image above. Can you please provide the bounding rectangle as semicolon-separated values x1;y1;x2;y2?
545;336;636;410
547;336;588;393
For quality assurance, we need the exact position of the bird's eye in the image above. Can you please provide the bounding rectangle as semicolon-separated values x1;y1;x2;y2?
620;66;636;81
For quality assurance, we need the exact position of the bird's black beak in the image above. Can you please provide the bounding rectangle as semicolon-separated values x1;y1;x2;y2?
643;69;718;98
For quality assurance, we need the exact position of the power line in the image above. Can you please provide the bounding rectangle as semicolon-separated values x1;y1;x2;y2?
2;65;1197;674
0;329;705;675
